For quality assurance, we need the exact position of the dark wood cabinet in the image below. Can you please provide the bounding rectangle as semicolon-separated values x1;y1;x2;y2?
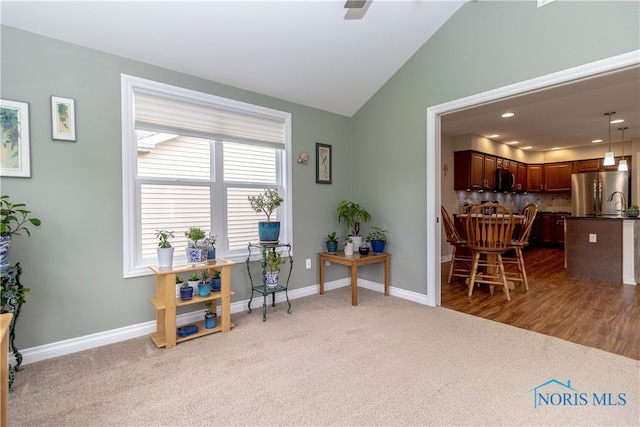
454;151;496;191
516;163;527;192
543;162;572;192
573;159;601;173
537;212;566;245
527;164;543;193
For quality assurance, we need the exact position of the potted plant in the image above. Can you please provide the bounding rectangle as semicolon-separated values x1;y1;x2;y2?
343;236;354;256
628;204;639;218
366;226;388;254
187;273;201;296
175;275;185;297
265;250;285;288
336;200;371;248
358;241;370;256
198;270;210;297
210;268;222;292
179;276;194;301
204;302;217;329
205;234;218;261
185;227;207;263
1;195;41;269
326;231;339;254
248;188;284;243
154;229;175;269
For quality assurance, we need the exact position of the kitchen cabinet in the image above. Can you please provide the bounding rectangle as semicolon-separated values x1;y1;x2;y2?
527;164;543;192
573;159;601;173
543;162;572;192
516;163;527;192
538;212;566;245
454;151;496;191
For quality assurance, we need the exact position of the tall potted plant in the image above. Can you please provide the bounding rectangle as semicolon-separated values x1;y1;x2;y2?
154;229;174;269
336;200;371;248
248;188;284;243
0;195;41;269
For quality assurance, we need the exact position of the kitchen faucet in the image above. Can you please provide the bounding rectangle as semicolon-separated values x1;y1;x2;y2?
607;191;627;216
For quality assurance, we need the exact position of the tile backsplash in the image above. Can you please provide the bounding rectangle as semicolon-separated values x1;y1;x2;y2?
454;191;572;214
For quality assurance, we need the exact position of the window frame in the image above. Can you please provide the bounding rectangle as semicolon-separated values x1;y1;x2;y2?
121;74;292;278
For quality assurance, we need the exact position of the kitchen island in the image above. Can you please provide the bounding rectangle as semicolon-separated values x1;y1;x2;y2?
565;216;639;285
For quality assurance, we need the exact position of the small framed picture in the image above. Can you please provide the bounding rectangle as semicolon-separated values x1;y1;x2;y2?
316;143;332;184
51;96;76;141
1;99;31;178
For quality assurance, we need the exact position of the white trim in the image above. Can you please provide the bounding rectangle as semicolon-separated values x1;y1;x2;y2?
426;51;640;307
622;220;637;286
10;278;426;366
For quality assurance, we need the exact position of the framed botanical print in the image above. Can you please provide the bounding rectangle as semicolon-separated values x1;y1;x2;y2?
0;99;31;177
51;96;76;141
316;143;332;184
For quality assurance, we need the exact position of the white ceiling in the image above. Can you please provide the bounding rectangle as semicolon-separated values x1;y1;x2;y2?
0;0;466;117
1;1;638;152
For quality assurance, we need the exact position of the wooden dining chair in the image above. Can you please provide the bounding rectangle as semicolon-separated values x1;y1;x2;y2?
503;203;538;292
465;203;515;301
441;205;472;283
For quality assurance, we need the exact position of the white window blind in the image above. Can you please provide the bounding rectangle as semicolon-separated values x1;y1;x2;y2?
134;90;285;146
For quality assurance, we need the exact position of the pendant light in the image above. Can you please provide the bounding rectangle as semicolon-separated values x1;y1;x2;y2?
618;126;628;172
602;112;615;166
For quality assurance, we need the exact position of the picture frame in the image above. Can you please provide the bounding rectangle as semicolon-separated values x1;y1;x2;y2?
316;143;332;184
0;99;31;178
51;96;76;141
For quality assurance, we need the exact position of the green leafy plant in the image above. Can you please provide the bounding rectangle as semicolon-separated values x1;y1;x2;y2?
343;236;353;247
631;204;639;210
1;195;41;237
1;278;30;314
211;269;221;279
265;250;285;273
247;188;283;222
176;275;184;284
204;302;216;316
366;226;388;242
327;231;338;242
200;270;209;281
185;227;206;247
336;200;371;237
155;230;174;248
188;273;200;282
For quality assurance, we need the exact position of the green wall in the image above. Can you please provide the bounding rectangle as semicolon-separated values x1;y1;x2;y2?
0;26;352;349
351;0;639;291
2;0;639;351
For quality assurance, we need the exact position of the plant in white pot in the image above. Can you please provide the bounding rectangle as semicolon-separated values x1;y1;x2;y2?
265;250;285;288
185;227;207;264
343;236;354;256
248;188;284;244
1;195;41;269
336;200;371;248
154;229;175;269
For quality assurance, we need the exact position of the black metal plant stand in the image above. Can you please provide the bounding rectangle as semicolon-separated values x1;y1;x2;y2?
246;243;293;321
1;263;25;392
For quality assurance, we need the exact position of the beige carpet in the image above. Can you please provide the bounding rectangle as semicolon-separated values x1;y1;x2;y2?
8;286;640;426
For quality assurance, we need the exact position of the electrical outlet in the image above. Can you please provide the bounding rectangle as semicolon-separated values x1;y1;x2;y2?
305;258;311;269
589;234;597;243
325;260;331;266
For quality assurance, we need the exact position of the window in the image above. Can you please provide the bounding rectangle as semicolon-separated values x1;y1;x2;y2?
121;75;292;277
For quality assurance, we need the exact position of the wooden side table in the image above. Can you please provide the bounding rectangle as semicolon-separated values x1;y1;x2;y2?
1;313;12;427
318;251;389;306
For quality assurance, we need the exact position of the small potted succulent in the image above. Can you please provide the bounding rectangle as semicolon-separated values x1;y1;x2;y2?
185;227;207;263
204;234;218;261
154;229;174;269
343;236;354;256
248;188;284;243
326;231;339;254
179;276;194;301
198;270;211;297
204;302;217;329
628;204;639;218
187;273;201;296
358;241;370;256
366;226;388;254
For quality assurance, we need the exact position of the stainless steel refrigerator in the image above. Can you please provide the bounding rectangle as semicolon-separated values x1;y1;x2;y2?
571;171;629;216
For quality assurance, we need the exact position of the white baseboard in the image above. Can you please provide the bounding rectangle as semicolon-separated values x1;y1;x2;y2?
10;278;428;366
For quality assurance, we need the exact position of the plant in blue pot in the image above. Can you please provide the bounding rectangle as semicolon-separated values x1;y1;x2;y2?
366;226;388;254
326;231;339;254
248;188;283;244
210;268;222;292
198;270;211;297
179;279;194;301
184;227;207;264
628;204;639;218
204;302;217;329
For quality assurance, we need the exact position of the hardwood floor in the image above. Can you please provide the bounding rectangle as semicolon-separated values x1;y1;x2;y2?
441;246;640;360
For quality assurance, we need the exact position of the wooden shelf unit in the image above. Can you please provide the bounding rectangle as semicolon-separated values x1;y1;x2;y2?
149;259;235;349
